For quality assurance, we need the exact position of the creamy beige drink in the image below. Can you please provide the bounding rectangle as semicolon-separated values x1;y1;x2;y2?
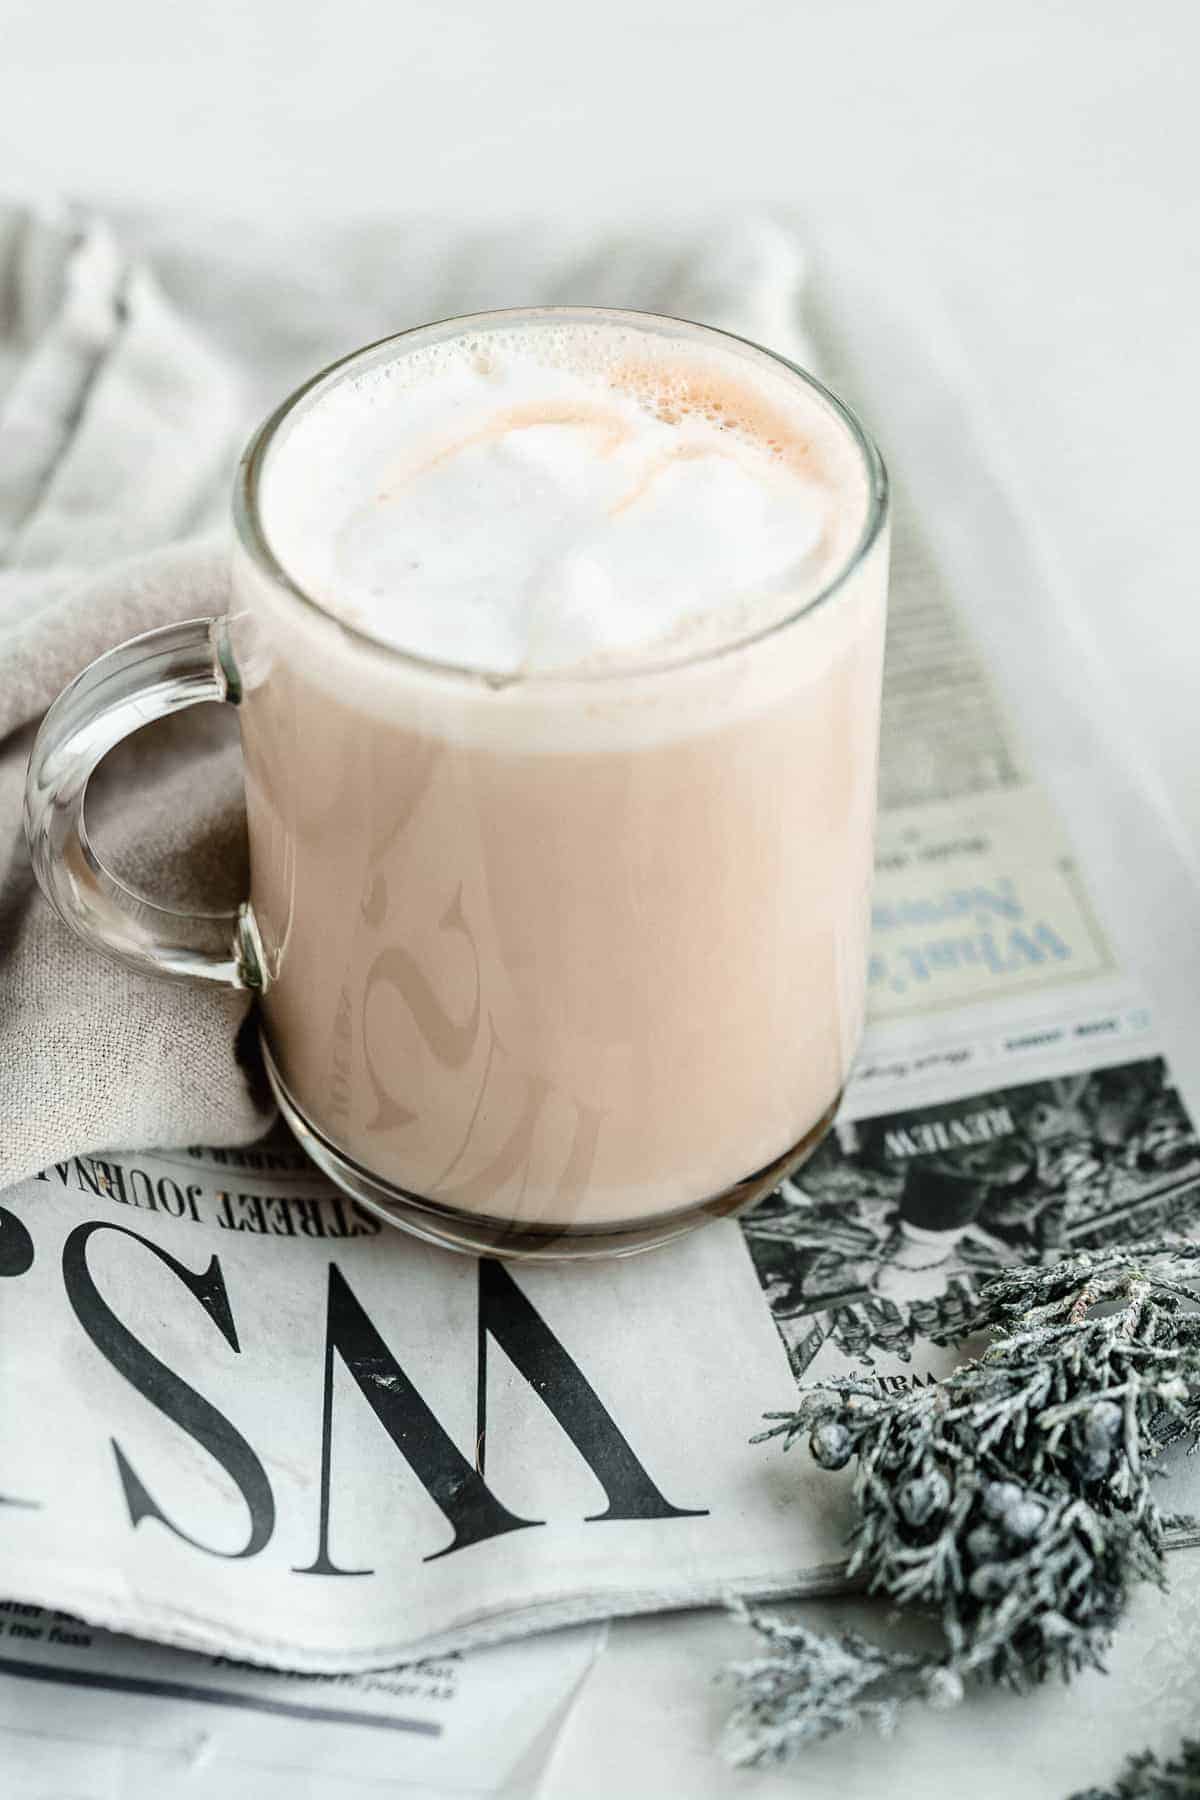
231;309;888;1252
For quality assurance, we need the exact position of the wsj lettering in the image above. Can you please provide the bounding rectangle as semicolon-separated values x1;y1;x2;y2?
0;1204;706;1565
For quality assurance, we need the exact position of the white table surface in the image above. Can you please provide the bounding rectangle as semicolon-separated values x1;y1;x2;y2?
3;2;1199;1794
5;0;1198;853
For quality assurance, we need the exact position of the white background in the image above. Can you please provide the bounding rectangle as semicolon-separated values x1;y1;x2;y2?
3;0;1198;852
3;3;1199;1793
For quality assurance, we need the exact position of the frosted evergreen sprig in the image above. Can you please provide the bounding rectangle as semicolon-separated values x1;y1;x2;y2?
1069;1735;1200;1799
724;1242;1200;1768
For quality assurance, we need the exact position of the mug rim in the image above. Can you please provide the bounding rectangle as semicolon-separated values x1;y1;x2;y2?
233;305;889;687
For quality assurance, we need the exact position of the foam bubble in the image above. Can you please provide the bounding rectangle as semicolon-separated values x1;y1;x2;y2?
259;319;867;676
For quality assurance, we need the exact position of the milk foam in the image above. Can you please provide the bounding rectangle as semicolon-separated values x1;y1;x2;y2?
260;322;867;676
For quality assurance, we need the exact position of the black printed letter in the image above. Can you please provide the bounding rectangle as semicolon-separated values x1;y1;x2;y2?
294;1263;539;1576
478;1260;707;1521
62;1222;274;1558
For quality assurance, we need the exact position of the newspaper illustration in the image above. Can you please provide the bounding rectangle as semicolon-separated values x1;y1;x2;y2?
743;1056;1200;1382
4;252;1200;1707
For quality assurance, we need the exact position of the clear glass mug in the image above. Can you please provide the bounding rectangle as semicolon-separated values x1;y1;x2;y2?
25;308;888;1260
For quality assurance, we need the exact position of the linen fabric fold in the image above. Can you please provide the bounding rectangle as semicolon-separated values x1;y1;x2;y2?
0;198;813;1185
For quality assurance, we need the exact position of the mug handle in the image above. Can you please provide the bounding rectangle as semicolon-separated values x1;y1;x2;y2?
24;617;264;989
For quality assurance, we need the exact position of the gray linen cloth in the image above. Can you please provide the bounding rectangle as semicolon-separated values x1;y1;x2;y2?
0;199;814;1187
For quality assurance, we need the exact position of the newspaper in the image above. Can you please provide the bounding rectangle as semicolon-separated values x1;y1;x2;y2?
0;1603;604;1800
4;237;1200;1741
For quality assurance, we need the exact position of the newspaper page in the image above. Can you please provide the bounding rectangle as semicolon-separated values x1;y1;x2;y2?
0;1604;604;1800
732;242;1200;1535
743;525;1200;1511
0;1136;846;1669
4;240;1200;1704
